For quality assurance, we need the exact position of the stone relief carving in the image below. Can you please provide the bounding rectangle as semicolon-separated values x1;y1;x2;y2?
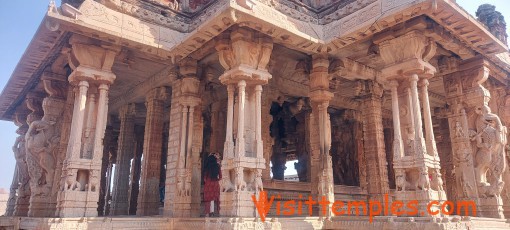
431;168;444;192
395;170;406;191
220;171;234;192
454;120;466;138
25;98;65;197
416;167;430;191
470;105;507;197
63;168;80;191
12;115;31;216
234;167;246;191
251;169;263;192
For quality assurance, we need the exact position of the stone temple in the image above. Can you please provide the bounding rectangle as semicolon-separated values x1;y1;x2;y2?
1;0;510;229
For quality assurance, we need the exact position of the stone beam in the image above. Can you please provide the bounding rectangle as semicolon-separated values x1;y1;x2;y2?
109;66;177;113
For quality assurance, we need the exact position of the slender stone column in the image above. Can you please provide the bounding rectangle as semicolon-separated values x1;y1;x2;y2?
110;104;136;215
93;84;110;160
137;87;167;216
389;80;404;159
129;125;144;215
224;85;235;158
255;85;263;158
236;80;246;157
409;74;427;156
420;79;439;157
308;54;334;217
68;81;89;159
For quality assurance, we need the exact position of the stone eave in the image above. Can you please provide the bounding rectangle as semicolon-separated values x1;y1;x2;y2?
0;17;68;121
2;0;509;123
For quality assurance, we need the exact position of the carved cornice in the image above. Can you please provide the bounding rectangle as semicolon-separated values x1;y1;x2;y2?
330;58;381;81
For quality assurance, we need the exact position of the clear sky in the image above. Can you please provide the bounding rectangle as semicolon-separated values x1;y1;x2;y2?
0;1;509;189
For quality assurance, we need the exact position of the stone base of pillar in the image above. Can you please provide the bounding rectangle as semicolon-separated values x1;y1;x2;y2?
57;163;102;218
220;191;257;217
13;195;30;216
110;202;129;216
478;196;504;219
173;197;192;217
57;190;100;217
28;198;56;217
395;190;446;216
503;204;510;218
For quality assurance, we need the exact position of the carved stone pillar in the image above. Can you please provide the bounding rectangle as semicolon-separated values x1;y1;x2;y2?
389;81;404;159
110;104;136;215
129;125;144;215
443;58;507;218
358;80;390;205
308;54;334;217
215;28;272;217
56;37;119;217
420;79;439;158
164;58;202;217
6;105;30;216
98;124;115;216
137;87;167;216
25;72;68;217
376;30;445;216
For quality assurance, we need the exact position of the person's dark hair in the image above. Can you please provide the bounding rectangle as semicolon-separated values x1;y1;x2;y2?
204;154;220;180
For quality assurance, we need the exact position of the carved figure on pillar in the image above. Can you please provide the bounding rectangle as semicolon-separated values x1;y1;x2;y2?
470;105;507;197
8;107;31;216
25;95;65;217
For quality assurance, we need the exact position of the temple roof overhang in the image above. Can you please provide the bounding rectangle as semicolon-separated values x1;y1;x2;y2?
0;0;509;121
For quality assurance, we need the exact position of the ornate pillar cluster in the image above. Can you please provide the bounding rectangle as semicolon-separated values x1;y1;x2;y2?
137;87;168;216
308;54;334;217
56;36;119;217
376;30;445;215
357;80;390;204
443;58;507;218
164;58;203;217
110;104;136;215
214;27;272;217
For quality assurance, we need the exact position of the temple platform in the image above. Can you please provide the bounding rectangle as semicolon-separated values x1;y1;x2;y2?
0;216;509;230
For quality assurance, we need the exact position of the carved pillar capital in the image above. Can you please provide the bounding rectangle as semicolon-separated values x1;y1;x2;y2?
178;57;198;78
118;103;136;120
443;58;491;108
42;71;68;100
376;30;437;80
356;80;384;100
68;35;119;85
215;27;273;85
146;87;169;103
309;54;333;103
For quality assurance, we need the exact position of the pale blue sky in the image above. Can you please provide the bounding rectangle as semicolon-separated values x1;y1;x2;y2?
0;1;509;189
